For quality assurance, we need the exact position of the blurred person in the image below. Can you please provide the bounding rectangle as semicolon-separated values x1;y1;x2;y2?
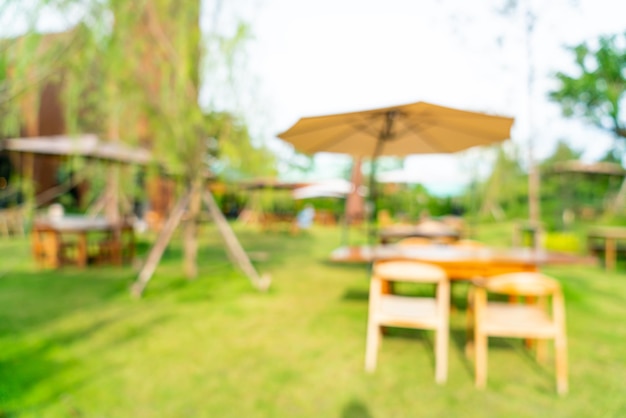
297;204;315;229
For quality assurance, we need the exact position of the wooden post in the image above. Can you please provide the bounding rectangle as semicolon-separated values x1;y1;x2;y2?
202;190;271;292
131;192;190;298
131;188;271;298
605;237;616;271
183;178;202;279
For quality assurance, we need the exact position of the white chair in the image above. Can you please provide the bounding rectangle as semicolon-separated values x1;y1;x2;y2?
365;260;450;384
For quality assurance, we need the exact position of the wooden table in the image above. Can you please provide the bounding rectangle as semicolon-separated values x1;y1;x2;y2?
260;212;297;233
330;244;596;280
587;226;626;270
378;222;461;244
32;216;134;268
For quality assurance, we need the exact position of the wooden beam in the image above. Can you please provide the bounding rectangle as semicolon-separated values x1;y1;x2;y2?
202;190;271;292
131;187;270;298
131;192;190;298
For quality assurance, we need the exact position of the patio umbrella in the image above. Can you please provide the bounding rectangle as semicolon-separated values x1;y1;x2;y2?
277;101;514;235
277;101;513;158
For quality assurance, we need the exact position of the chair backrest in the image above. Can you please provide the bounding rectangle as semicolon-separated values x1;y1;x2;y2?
373;260;447;284
481;272;561;297
470;271;567;394
396;237;433;247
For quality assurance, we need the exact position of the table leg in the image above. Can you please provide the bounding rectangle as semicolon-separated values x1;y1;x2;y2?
44;230;60;269
77;233;88;268
605;238;616;271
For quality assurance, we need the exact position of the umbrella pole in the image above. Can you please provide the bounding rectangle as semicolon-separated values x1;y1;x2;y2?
367;110;398;245
367;138;386;245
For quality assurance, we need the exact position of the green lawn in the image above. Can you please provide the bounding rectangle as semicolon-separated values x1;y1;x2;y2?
1;222;626;417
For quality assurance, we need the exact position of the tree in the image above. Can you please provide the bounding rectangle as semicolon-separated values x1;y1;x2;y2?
478;144;527;221
206;111;278;181
539;140;582;228
1;0;265;279
550;33;626;145
456;0;549;225
551;33;626;211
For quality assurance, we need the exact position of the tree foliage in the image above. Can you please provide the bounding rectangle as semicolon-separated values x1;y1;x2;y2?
546;145;624;225
476;144;527;220
1;1;274;181
550;33;626;141
207;111;277;180
1;0;274;277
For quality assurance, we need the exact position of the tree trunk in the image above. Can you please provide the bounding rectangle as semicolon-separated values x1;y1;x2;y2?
183;178;202;279
104;97;121;223
528;162;541;224
524;0;541;227
104;162;120;223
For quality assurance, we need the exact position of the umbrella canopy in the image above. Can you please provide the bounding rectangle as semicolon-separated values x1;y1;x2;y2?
277;101;514;158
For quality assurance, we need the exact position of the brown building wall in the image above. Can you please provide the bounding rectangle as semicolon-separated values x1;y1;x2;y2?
33;82;67;196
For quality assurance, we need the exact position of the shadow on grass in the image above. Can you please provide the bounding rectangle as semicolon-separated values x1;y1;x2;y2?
450;327;474;376
0;311;171;415
0;346;84;417
342;288;370;302
0;269;133;337
341;398;374;418
321;261;373;283
487;339;557;394
456;331;555;391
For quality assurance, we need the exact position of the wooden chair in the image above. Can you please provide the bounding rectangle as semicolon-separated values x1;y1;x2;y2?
31;224;80;268
32;225;57;268
96;223;135;265
365;260;450;384
467;272;568;395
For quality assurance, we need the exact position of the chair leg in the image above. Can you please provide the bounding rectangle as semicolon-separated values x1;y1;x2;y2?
555;333;568;395
365;321;381;372
475;330;488;389
435;326;448;384
465;299;475;358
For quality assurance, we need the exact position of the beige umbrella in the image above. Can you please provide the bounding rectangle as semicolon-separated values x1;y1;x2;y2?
277;101;514;236
277;101;514;158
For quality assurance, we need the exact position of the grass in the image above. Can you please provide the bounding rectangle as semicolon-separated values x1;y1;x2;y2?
1;221;626;417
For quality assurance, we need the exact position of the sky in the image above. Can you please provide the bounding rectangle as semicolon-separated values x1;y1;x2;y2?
3;0;626;194
207;0;626;193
